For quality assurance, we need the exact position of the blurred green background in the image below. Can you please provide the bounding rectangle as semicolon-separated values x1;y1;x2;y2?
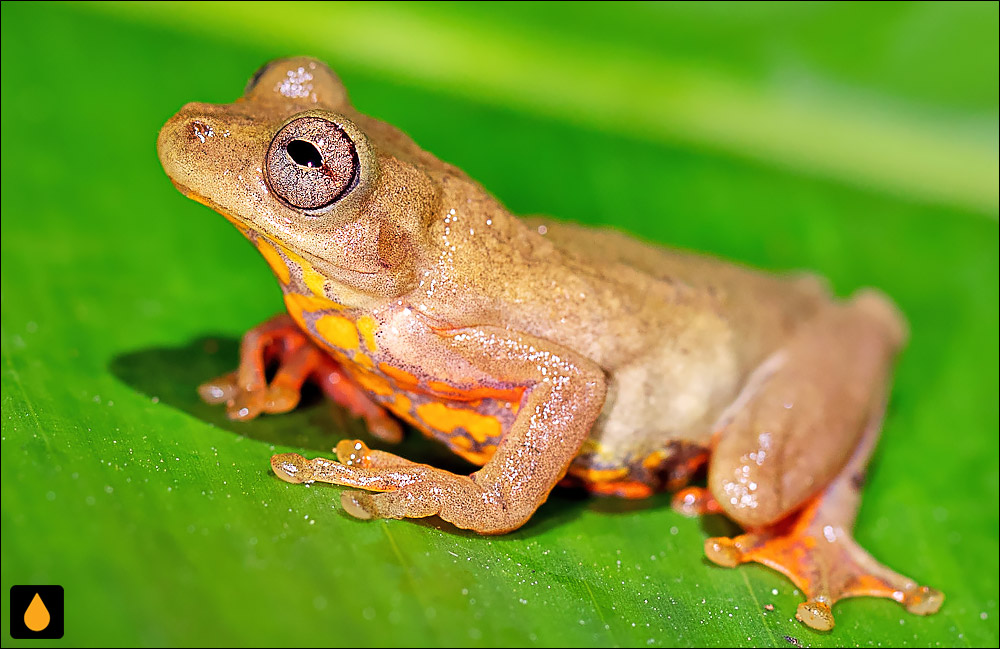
2;2;997;647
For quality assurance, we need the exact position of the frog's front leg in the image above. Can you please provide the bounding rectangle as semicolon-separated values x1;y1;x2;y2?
200;314;402;442
272;328;607;534
703;291;941;629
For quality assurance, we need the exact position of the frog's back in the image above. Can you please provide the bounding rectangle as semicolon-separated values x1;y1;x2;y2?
523;218;831;366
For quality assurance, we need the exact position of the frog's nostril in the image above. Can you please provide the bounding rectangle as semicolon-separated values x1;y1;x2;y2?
189;120;215;144
287;139;323;168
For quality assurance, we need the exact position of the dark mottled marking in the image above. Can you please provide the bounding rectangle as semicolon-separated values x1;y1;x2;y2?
568;440;708;491
649;440;709;489
245;61;275;93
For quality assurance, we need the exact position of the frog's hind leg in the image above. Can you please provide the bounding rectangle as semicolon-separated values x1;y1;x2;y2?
705;401;943;630
703;290;941;629
200;313;402;442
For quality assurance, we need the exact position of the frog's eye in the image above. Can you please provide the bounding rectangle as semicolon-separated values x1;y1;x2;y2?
265;116;359;210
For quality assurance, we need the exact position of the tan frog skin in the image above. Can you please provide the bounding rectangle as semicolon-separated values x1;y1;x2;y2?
157;57;942;630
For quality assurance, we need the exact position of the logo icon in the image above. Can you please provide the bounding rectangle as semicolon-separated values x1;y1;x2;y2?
9;585;64;639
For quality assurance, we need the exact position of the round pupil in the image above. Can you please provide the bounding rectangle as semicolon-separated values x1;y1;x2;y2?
286;139;323;168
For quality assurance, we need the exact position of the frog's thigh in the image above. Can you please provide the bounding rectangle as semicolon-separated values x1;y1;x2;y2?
708;290;905;528
273;329;607;534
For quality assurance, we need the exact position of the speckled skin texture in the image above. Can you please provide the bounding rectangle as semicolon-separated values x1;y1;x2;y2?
157;57;942;629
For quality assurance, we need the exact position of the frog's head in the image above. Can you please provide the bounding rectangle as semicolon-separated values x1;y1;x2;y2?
158;57;453;306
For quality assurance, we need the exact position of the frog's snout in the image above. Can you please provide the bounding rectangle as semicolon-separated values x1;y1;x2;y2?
156;102;232;193
157;103;215;160
271;453;310;483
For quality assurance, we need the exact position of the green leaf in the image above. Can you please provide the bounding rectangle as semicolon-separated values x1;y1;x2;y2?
2;2;996;647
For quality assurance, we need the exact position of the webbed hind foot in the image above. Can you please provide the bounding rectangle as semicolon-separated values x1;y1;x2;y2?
705;488;942;631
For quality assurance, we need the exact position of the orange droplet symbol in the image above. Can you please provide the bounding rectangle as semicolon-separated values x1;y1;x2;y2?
24;592;50;632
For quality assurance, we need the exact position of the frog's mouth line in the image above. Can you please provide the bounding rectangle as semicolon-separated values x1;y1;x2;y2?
170;180;244;229
169;178;382;279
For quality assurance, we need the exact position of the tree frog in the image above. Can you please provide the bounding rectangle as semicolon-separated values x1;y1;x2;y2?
157;57;942;631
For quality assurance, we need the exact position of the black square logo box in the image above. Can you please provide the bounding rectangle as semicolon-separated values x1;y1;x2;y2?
9;585;64;639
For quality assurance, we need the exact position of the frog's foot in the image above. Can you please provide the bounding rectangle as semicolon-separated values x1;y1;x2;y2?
198;314;312;420
199;314;402;442
271;441;491;528
704;491;943;631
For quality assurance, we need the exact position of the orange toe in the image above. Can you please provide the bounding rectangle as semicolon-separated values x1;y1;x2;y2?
705;496;942;630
